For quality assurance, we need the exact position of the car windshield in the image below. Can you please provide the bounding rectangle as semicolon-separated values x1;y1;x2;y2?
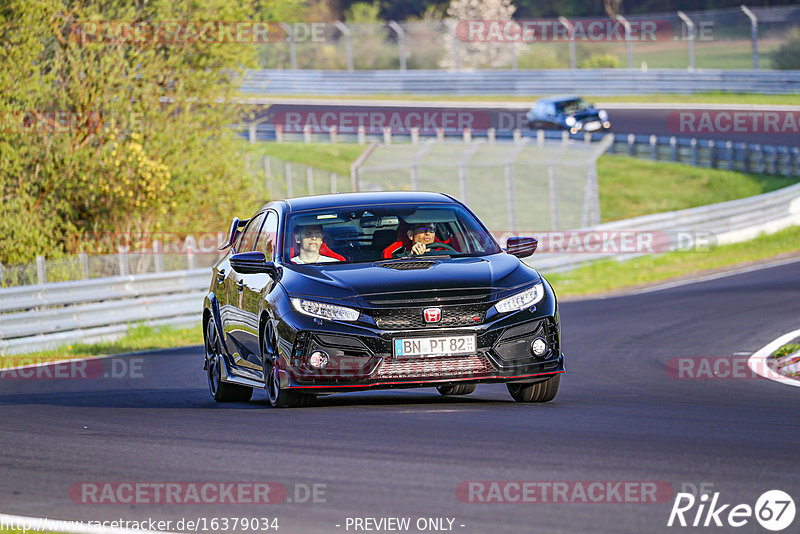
283;203;501;265
555;99;589;115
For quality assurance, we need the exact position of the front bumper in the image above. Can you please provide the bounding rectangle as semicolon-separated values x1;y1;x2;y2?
276;301;565;393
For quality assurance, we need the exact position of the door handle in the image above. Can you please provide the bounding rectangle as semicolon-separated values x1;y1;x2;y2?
216;270;225;284
237;279;244;292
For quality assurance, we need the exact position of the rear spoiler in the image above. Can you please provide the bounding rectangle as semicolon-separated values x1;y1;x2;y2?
219;217;250;250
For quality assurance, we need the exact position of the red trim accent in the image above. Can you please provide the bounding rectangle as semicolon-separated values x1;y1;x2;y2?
286;369;564;389
382;241;404;259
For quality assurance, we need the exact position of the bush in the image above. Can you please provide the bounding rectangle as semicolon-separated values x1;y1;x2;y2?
771;29;800;70
579;54;621;69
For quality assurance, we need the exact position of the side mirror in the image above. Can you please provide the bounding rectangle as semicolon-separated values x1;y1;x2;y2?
230;251;279;277
506;236;538;258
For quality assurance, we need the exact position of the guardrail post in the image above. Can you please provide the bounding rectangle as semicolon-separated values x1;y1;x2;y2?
275;124;284;143
36;255;46;284
754;144;763;173
708;140;716;168
584;132;592;144
78;251;89;279
726;141;734;170
561;130;570;144
306;166;314;195
303;125;312;143
766;146;776;174
628;133;636;157
778;147;791;176
669;136;678;161
383;127;392;145
329;125;338;144
742;143;751;172
357;125;366;145
537;130;545;146
410;127;419;145
650;135;658;160
285;161;293;197
153;241;164;272
487;128;496;144
690;138;698;166
463;128;472;143
514;129;522;143
117;247;128;277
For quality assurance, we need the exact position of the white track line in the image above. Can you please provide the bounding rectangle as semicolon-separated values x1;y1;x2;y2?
748;329;800;389
0;512;178;534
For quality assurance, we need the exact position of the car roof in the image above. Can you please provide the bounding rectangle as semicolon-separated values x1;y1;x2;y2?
536;95;584;104
280;191;455;212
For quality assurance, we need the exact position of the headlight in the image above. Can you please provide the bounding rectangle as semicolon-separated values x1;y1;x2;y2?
291;298;360;322
565;116;577;126
494;283;545;314
598;109;608;121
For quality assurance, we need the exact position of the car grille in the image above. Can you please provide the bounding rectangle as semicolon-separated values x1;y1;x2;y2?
370;304;488;330
375;354;492;379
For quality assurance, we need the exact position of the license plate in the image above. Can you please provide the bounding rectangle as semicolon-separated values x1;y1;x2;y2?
585;121;601;131
393;335;476;358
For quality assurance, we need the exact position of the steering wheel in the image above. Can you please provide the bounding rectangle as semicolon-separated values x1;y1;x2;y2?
422;242;458;255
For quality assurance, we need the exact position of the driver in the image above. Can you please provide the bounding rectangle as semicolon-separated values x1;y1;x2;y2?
392;223;451;257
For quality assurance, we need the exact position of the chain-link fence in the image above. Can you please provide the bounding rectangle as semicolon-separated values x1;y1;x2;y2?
259;154;353;199
258;5;800;71
355;137;611;232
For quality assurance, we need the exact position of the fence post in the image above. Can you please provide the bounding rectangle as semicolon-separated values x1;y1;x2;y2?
458;164;468;203
280;24;297;70
677;11;696;71
303;125;312;143
330;173;337;193
306;166;314;195
383;127;392;145
616;15;634;68
436;128;444;142
487;128;496;144
334;21;354;71
548;164;560;231
264;155;271;191
726;141;734;170
35;255;47;284
558;17;576;69
410;127;419;145
410;165;419;190
690;138;698;166
329;125;338;144
387;21;407;71
275;124;284;143
463;128;472;143
79;251;89;279
669;136;678;161
117;247;129;277
357;125;366;145
628;133;636;157
650;135;658;160
285;161;293;197
186;246;196;270
153;241;164;272
740;6;759;70
708;140;716;168
0;261;4;287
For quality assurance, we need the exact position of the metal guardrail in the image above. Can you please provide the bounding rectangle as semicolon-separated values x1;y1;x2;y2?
0;270;208;355
241;69;800;96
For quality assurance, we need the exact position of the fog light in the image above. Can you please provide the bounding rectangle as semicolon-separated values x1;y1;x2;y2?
309;350;328;368
530;338;547;357
603;121;611;128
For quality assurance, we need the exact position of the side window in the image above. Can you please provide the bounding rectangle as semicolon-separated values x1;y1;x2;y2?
255;211;278;261
237;212;266;252
548;103;557;116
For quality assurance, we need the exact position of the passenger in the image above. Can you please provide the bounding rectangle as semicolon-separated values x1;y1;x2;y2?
291;225;341;264
392;223;450;257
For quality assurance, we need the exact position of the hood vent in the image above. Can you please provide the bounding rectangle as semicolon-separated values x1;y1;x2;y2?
379;261;436;271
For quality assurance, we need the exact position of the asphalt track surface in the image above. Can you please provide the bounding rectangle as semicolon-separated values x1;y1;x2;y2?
254;103;800;147
1;259;799;534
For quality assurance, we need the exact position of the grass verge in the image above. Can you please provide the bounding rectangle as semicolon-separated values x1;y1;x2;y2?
546;225;800;297
252;93;800;106
772;344;800;359
0;323;202;368
243;142;366;176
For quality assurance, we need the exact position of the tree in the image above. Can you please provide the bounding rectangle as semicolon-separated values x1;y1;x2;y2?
440;0;516;69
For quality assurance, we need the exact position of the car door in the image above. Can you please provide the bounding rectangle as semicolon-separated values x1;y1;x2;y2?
222;211;266;362
236;210;279;369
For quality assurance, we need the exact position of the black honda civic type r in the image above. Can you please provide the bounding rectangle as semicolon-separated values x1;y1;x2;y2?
202;191;564;407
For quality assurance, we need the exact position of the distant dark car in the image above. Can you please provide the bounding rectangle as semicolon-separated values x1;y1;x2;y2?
527;95;611;134
202;191;564;408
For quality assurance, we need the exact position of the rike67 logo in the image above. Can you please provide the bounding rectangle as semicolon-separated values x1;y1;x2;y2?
668;490;795;531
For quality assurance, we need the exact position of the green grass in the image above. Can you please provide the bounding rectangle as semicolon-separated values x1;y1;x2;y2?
0;323;202;367
546;225;800;297
597;156;796;222
243;142;367;176
255;93;800;106
772;344;800;359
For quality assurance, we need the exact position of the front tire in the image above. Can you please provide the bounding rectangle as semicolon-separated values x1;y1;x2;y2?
266;360;314;408
205;319;253;403
437;384;476;396
506;374;560;403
